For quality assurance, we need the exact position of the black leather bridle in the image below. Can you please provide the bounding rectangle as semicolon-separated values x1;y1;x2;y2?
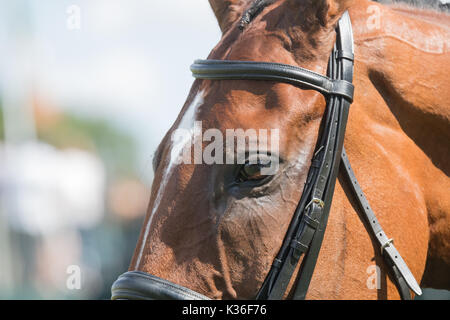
111;11;422;300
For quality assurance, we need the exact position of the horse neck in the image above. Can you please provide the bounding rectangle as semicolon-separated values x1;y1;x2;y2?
350;2;449;161
346;2;450;290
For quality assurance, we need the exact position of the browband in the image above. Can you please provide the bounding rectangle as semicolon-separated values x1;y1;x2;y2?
191;60;355;102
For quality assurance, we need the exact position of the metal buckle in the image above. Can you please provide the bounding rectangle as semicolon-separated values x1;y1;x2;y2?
314;146;324;157
305;198;325;211
381;238;394;254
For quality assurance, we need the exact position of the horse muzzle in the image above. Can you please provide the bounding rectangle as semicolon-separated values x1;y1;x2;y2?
111;271;211;300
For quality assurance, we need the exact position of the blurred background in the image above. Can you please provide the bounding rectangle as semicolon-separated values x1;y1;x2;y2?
0;0;448;300
0;0;220;299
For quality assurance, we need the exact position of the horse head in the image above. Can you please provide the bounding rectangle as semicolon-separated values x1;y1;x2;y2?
112;0;450;300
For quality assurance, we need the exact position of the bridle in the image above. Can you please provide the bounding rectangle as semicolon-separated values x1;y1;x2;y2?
111;11;422;300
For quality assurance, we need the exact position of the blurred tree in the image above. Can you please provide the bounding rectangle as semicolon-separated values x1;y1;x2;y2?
36;111;138;178
0;99;138;178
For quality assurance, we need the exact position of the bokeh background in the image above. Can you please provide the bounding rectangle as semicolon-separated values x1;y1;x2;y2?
0;0;448;300
0;0;220;299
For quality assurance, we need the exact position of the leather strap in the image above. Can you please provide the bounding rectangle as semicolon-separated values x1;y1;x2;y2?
191;60;354;102
341;148;422;297
252;12;354;300
291;11;355;300
111;271;211;300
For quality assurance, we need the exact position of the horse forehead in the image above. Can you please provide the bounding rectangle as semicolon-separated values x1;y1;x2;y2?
196;82;322;134
211;33;293;64
196;92;274;132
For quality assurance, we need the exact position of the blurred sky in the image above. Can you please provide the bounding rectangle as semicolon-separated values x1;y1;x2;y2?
0;0;221;184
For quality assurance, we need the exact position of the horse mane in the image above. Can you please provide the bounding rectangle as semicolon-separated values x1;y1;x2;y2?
238;0;449;30
373;0;449;12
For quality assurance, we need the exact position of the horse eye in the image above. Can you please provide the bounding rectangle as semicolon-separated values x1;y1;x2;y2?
237;157;272;182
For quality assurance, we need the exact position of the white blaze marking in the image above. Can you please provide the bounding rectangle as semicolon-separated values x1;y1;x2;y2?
134;90;204;269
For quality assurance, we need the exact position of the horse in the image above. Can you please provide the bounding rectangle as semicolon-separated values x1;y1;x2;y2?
113;0;450;299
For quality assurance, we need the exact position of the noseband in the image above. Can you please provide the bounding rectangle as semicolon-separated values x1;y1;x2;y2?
111;12;421;300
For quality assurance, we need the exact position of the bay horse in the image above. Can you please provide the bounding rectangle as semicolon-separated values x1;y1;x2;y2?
114;0;449;299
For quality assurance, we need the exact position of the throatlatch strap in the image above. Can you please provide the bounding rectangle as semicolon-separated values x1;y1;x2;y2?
341;148;422;297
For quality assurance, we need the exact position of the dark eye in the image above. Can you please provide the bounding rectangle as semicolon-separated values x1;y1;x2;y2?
236;154;273;183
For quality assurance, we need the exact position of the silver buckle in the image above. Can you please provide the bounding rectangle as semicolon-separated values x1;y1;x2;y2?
305;198;325;211
381;238;394;254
